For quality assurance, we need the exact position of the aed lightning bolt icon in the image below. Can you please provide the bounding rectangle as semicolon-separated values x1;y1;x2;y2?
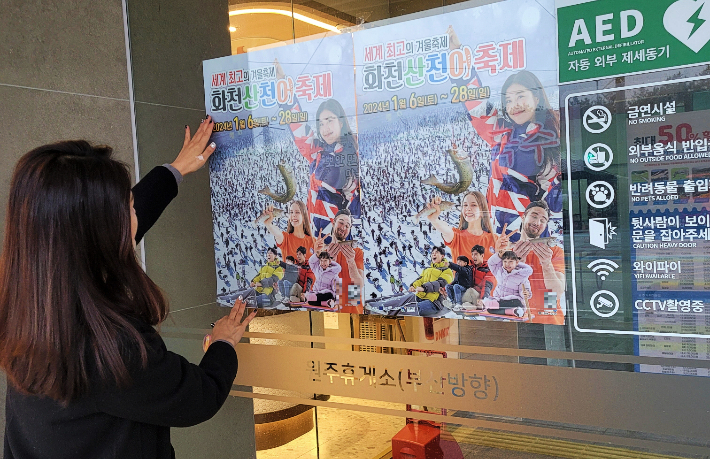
689;4;707;38
664;0;710;53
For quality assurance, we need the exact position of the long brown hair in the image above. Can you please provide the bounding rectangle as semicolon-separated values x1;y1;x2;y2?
458;191;492;233
286;200;312;236
0;141;168;403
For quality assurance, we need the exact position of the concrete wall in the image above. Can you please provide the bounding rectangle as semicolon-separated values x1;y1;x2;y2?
0;0;256;456
0;0;135;454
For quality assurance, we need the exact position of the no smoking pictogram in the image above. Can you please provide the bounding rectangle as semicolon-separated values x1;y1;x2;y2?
583;105;612;134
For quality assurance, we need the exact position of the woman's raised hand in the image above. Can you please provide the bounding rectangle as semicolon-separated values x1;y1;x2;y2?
263;205;274;224
274;59;285;80
536;165;558;194
343;176;358;200
211;297;257;348
446;25;461;50
426;196;443;220
171;116;216;177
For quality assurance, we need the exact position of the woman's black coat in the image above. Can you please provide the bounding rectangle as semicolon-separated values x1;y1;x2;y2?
4;166;238;459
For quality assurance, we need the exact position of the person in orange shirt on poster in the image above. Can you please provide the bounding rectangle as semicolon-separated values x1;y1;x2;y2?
316;209;364;313
426;191;497;262
261;200;314;261
495;201;565;324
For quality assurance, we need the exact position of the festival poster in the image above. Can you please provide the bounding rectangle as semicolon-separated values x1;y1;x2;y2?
203;33;365;313
353;0;566;323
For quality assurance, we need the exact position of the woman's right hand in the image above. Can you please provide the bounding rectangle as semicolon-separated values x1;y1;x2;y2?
171;116;216;177
426;196;443;220
274;59;285;80
263;205;274;224
211;298;257;348
446;25;461;50
262;204;285;245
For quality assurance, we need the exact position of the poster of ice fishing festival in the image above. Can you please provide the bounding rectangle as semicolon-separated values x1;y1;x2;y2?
204;0;566;324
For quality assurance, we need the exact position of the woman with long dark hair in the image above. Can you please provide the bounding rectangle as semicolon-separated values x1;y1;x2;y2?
0;117;256;458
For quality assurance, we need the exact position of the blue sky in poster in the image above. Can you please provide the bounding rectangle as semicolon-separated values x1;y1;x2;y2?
352;0;558;131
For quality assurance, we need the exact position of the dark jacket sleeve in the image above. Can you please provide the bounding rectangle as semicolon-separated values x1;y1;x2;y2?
93;330;238;428
131;166;179;244
462;266;475;289
448;263;462;273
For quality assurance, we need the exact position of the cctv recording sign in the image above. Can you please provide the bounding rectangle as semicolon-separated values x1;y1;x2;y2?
566;74;710;338
557;0;710;84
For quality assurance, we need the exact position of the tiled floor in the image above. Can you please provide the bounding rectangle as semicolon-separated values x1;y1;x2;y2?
255;396;565;459
256;396;406;459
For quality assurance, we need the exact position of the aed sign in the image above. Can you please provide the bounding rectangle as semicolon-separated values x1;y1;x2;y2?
557;0;710;83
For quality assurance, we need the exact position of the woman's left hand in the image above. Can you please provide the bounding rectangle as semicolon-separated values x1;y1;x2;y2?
495;223;518;254
446;25;461;50
171;115;216;176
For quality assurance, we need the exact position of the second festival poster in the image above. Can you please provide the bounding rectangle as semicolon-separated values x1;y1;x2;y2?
356;0;566;323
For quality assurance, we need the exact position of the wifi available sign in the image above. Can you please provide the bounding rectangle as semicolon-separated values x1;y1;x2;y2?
558;0;710;83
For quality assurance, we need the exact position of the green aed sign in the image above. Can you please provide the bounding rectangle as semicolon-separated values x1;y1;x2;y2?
558;0;710;83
